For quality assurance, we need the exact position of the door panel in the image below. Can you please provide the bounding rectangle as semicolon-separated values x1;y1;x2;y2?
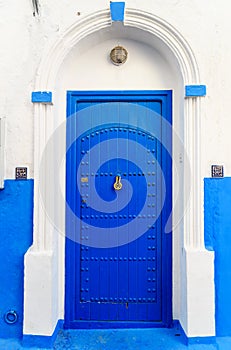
65;91;172;328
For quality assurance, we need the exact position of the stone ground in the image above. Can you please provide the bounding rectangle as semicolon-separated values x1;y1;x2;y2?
0;328;231;349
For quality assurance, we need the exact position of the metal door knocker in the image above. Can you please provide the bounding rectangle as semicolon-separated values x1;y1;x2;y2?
114;175;122;191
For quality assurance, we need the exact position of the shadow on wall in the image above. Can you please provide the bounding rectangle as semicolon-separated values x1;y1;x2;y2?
204;177;231;336
0;180;33;339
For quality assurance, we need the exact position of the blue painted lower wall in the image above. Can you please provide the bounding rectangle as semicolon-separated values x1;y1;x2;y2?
0;180;33;339
23;320;64;348
204;177;231;337
0;177;231;340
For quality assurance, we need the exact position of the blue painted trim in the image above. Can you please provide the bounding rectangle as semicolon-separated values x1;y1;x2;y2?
23;319;63;348
110;2;125;22
66;90;172;99
204;178;218;251
185;85;206;97
64;321;168;329
174;320;216;345
31;91;52;104
187;336;216;345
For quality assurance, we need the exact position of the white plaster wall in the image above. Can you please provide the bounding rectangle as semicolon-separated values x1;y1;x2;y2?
1;0;231;178
1;0;231;337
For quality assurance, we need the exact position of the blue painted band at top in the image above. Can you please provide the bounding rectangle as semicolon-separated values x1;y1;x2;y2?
31;91;52;104
185;85;206;97
110;2;125;22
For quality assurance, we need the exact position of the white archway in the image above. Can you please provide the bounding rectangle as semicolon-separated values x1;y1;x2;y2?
23;8;215;338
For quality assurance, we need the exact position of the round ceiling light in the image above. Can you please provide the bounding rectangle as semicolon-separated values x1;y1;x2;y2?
110;46;128;66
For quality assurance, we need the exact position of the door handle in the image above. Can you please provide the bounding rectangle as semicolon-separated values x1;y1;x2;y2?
114;175;122;191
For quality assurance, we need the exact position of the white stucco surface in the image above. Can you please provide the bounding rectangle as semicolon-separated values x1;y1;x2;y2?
1;0;228;338
1;1;231;178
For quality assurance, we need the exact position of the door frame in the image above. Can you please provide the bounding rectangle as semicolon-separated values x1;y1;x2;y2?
65;90;172;329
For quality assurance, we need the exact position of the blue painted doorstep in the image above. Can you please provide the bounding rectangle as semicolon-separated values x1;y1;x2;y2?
0;327;226;349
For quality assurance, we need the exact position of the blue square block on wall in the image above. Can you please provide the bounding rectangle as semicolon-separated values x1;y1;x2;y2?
185;85;206;97
31;91;52;104
110;2;125;22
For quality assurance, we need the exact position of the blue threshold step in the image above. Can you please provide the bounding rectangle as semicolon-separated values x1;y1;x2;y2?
2;328;231;349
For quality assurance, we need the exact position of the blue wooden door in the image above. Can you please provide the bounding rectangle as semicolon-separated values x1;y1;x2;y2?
65;91;172;328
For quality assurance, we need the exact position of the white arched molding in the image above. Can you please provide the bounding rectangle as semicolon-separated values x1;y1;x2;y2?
33;8;203;252
24;8;215;338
